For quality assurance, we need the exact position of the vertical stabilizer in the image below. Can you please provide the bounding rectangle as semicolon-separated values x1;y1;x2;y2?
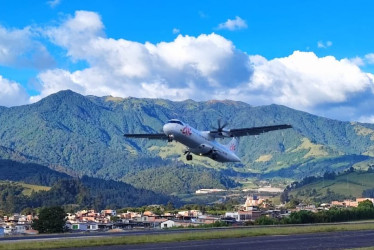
226;137;239;153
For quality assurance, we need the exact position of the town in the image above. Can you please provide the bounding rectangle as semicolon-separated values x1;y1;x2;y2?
2;195;374;236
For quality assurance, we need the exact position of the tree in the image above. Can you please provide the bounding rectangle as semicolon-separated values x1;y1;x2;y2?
32;206;66;233
358;200;374;210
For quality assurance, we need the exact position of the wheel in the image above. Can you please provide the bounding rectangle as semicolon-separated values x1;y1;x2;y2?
186;154;193;161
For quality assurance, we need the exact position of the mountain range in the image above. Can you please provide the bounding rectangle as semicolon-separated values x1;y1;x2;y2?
1;90;374;195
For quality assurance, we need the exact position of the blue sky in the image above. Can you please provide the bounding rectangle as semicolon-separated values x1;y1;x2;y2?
1;0;374;122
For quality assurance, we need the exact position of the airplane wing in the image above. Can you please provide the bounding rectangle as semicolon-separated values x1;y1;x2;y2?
210;124;292;138
124;133;169;140
228;124;292;137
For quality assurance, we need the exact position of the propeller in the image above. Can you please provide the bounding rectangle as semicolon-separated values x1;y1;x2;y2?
211;119;229;136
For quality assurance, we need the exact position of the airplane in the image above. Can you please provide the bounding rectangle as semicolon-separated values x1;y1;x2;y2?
124;119;292;163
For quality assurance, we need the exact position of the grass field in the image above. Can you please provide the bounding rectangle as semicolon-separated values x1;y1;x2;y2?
0;181;50;196
2;222;374;249
290;172;374;200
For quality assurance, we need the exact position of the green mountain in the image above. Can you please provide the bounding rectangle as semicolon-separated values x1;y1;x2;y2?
1;90;374;194
286;168;374;203
0;159;174;213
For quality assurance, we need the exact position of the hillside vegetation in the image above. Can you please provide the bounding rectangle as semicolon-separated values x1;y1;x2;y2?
0;159;174;213
1;90;374;194
286;168;374;203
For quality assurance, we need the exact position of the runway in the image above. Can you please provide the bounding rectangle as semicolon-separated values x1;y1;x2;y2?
68;230;374;250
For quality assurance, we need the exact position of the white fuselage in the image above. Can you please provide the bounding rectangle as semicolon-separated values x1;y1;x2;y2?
163;121;240;162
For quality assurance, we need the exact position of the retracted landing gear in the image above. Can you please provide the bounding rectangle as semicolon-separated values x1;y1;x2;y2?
184;150;193;161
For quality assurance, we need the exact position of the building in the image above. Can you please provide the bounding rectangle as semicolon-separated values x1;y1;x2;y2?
0;227;4;237
225;211;262;222
195;189;225;194
160;220;175;229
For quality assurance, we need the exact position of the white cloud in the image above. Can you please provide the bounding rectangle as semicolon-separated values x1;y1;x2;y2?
358;115;374;123
26;10;374;122
47;0;61;8
0;25;54;69
247;51;373;110
349;56;365;66
317;40;333;48
0;75;29;107
217;16;247;31
365;53;374;64
172;28;180;34
35;11;252;101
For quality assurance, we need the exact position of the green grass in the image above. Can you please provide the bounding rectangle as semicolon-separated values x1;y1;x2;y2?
0;181;50;196
2;223;374;249
290;172;374;200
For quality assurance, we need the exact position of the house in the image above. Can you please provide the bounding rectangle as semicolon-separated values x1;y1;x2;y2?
101;210;116;217
3;224;16;235
331;200;358;207
15;224;28;234
196;215;220;224
160;219;176;229
225;211;262;222
67;222;88;231
177;210;202;217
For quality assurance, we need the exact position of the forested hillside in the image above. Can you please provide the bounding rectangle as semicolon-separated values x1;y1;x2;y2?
0;159;174;213
1;90;374;194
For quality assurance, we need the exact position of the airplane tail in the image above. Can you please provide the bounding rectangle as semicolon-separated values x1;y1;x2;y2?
226;137;239;153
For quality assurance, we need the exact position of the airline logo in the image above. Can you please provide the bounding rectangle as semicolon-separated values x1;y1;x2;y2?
230;143;236;151
181;126;192;136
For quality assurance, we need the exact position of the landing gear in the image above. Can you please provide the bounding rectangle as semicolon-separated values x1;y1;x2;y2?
186;154;193;161
167;135;173;142
184;150;193;161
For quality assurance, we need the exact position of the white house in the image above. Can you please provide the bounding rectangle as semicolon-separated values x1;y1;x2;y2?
160;220;175;229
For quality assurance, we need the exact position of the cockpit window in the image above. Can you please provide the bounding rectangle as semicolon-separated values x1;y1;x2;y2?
167;120;184;125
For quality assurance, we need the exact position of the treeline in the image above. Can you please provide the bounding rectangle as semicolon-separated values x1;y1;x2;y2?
122;165;239;194
119;198;240;216
0;159;70;186
0;178;175;214
255;200;374;225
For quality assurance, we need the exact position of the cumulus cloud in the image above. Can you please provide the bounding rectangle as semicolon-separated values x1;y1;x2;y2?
27;10;374;122
0;75;29;107
34;11;252;101
247;51;373;109
317;40;333;48
0;25;54;69
217;16;247;31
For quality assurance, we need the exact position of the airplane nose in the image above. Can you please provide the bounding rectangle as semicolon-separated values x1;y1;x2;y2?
163;123;171;135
